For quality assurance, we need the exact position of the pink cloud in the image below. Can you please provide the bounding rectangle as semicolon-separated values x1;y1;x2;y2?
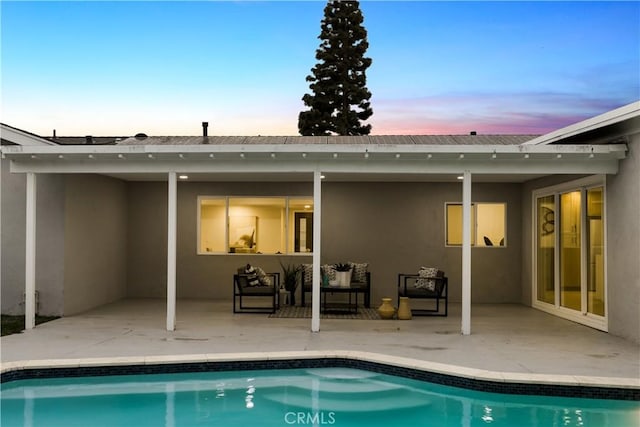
368;91;635;135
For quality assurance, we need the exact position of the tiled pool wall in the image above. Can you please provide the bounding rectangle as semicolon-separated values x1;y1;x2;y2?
2;358;638;401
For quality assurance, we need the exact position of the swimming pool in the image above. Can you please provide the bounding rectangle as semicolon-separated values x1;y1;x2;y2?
2;367;638;426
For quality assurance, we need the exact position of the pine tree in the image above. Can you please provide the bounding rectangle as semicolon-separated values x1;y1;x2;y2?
298;0;373;136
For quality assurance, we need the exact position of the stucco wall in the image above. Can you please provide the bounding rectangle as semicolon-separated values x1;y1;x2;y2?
127;181;314;299
63;174;128;315
126;180;523;305
1;158;26;315
607;136;640;343
1;162;65;316
322;182;523;304
35;175;66;316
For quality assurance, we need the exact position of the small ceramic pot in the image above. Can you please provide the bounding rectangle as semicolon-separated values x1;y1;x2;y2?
377;298;396;320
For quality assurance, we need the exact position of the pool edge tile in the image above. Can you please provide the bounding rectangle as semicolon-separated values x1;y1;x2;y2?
573;375;640;389
144;354;208;365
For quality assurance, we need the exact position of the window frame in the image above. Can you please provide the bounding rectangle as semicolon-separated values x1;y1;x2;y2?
531;175;607;331
444;202;507;248
197;195;314;256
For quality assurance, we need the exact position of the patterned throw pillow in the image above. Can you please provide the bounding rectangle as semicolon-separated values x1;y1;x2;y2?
321;264;336;281
244;264;260;287
255;266;272;287
415;267;439;291
301;264;313;284
348;262;369;283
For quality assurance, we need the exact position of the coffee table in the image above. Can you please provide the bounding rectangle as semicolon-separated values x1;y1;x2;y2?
321;285;361;314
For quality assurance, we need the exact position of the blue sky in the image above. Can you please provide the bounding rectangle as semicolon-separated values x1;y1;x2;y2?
1;1;638;136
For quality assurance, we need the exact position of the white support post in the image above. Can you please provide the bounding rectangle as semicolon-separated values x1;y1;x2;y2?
25;172;37;330
461;170;472;335
311;170;322;332
166;172;177;331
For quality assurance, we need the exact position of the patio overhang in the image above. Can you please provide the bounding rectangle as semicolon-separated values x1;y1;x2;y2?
2;101;638;340
2;140;628;335
1;142;627;179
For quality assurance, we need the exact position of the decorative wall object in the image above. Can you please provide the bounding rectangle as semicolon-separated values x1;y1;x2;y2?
229;216;257;253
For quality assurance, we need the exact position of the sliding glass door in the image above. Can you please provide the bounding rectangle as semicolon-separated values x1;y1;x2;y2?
587;187;605;316
533;178;606;331
536;195;555;305
560;191;581;311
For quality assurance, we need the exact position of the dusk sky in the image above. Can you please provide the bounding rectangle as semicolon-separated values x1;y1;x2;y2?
1;1;639;137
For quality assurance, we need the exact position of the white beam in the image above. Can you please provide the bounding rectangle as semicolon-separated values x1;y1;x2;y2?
25;172;37;329
461;170;472;335
167;172;177;331
1;141;626;155
6;156;623;176
311;170;322;332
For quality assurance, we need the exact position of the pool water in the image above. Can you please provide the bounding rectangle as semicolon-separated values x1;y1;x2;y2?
1;368;638;426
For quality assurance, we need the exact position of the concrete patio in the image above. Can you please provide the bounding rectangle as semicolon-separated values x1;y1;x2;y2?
1;299;638;383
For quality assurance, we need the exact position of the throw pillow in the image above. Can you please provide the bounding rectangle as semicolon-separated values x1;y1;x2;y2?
255;266;272;287
415;267;439;291
244;264;260;287
348;261;369;283
321;264;336;281
301;264;313;284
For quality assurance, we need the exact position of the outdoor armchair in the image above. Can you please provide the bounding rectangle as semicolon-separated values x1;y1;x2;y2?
397;269;448;316
233;265;280;314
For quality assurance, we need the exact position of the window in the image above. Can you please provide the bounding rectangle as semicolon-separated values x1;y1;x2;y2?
198;196;313;254
445;203;506;246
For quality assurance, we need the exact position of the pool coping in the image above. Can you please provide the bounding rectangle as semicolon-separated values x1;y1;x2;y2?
2;350;639;400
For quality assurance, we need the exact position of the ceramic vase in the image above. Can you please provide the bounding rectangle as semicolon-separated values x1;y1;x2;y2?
377;298;396;320
397;297;412;320
335;270;352;287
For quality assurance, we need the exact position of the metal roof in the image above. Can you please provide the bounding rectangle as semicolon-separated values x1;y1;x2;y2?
117;134;538;146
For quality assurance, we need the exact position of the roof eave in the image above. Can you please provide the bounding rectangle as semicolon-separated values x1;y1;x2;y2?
1;142;627;157
0;123;57;146
523;101;640;146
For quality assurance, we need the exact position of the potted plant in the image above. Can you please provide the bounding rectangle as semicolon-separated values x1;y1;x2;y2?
279;261;301;306
334;263;352;287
